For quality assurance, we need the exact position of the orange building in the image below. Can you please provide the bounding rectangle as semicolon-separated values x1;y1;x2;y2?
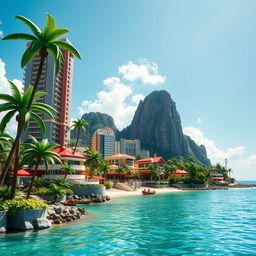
169;168;189;179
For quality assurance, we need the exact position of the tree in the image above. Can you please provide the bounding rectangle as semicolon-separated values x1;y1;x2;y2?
71;118;88;153
126;168;134;179
47;184;66;204
149;163;159;181
163;162;176;180
20;136;62;199
84;149;103;177
0;81;56;198
135;154;142;160
53;177;70;188
1;13;81;187
0;131;13;151
60;163;74;179
33;177;46;191
100;161;110;178
117;166;126;182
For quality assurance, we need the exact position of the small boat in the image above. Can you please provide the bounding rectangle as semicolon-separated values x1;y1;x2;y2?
78;199;91;205
142;190;156;195
62;200;78;206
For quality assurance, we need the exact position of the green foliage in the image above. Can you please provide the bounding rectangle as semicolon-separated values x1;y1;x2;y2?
3;13;81;74
0;200;8;211
47;184;66;203
33;177;46;190
0;82;56;135
60;163;74;179
3;198;48;216
53;177;70;188
84;148;104;177
63;188;74;196
34;187;49;196
0;186;12;200
104;182;112;190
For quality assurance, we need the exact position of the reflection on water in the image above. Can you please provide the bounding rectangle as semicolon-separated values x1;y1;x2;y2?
1;189;256;255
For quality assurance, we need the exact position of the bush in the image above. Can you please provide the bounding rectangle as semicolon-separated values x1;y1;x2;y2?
3;198;48;216
0;200;8;211
34;187;49;196
0;186;12;200
104;182;112;190
63;188;74;196
155;182;161;185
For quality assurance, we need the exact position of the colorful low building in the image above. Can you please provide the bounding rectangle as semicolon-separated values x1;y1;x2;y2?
210;168;224;183
169;167;189;180
18;146;99;185
105;154;135;180
135;154;165;179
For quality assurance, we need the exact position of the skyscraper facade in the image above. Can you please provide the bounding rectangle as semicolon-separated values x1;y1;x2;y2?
120;138;141;157
22;38;74;146
92;128;115;158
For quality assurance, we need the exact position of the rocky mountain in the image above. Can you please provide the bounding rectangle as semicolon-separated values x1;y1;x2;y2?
70;112;118;147
119;90;211;165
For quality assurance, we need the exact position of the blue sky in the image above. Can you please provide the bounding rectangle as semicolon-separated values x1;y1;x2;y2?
0;0;256;180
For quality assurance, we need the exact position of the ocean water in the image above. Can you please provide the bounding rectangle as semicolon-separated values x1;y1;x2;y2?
238;180;256;185
1;189;256;255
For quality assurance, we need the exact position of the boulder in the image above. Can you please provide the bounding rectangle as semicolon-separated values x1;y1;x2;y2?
34;218;52;229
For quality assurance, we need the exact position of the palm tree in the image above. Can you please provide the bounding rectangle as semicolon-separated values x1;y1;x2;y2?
126;168;134;179
60;163;74;179
53;177;70;188
0;132;13;151
84;149;103;177
149;163;159;181
33;177;45;191
0;81;56;198
71;118;88;153
20;136;62;199
100;161;110;178
117;166;126;182
1;13;81;187
47;184;66;204
163;161;176;180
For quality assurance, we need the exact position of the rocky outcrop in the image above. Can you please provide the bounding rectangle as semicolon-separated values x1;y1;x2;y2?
120;90;211;165
46;205;86;224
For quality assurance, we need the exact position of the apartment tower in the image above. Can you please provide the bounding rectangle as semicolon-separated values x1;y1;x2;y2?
92;128;115;158
120;138;141;157
22;38;74;146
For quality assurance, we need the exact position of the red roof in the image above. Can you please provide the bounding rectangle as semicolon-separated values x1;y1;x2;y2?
53;146;85;159
81;171;89;176
17;169;31;176
172;168;188;175
136;154;165;165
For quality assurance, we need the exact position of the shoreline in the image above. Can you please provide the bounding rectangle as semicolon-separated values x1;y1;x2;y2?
106;187;182;198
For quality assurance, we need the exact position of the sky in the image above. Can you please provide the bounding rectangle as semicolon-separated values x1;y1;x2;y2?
0;0;256;180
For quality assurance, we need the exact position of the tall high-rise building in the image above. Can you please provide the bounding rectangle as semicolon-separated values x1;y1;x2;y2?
22;38;74;146
120;138;141;157
92;128;115;158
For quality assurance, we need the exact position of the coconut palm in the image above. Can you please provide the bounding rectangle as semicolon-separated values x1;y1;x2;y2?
85;149;103;177
163;161;176;180
71;118;88;153
100;161;110;178
20;136;62;199
117;166;126;182
0;81;56;198
0;132;13;151
1;13;80;188
149;163;159;181
60;163;74;179
126;168;134;179
33;177;46;191
47;184;66;204
53;177;70;188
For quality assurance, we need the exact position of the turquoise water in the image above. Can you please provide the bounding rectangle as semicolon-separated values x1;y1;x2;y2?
1;189;256;255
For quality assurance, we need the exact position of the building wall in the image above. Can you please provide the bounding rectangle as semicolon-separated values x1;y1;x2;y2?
22;39;73;146
119;138;141;157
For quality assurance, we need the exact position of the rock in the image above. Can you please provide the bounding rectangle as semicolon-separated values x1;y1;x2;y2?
0;227;6;233
119;90;211;165
54;207;62;214
74;195;79;200
106;195;111;201
53;219;62;224
33;218;52;229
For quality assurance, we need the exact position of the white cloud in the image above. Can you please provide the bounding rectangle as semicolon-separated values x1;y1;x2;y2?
119;59;166;86
0;31;3;38
0;59;23;134
183;126;256;180
78;77;141;129
132;94;145;104
183;126;245;163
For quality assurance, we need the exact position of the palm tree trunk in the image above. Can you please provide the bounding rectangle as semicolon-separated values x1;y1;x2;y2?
26;159;40;199
10;121;22;199
64;172;67;179
73;127;80;153
0;51;47;187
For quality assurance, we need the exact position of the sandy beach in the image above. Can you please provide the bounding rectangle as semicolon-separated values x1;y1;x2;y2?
106;187;182;198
